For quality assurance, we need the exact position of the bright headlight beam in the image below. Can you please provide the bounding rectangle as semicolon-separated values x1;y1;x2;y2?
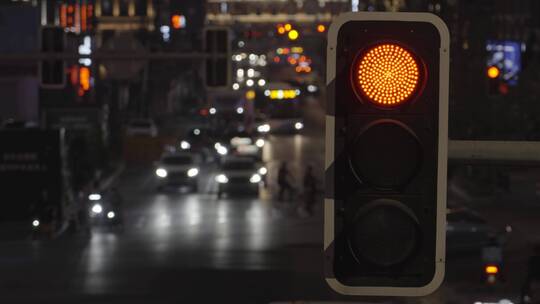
156;168;168;178
250;174;262;183
180;141;191;150
216;174;229;184
88;193;101;201
188;168;199;177
92;204;103;214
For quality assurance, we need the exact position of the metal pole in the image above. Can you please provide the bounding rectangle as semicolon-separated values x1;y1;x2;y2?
448;140;540;163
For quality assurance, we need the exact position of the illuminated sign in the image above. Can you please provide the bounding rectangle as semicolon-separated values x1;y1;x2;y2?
486;40;522;86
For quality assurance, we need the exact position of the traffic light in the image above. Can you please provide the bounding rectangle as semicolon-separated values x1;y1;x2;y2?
325;12;449;296
204;27;230;88
40;26;66;88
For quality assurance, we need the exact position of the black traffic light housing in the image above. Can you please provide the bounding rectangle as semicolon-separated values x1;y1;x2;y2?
39;26;66;88
325;12;449;297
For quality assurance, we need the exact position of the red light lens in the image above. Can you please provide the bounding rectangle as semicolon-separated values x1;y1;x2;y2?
355;44;420;107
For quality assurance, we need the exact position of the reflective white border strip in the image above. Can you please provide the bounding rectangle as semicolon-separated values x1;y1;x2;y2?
324;12;449;297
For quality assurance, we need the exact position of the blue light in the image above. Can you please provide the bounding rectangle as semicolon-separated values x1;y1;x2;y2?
486;40;521;86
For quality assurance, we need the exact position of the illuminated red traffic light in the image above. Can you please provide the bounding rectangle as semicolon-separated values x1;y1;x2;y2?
355;44;421;107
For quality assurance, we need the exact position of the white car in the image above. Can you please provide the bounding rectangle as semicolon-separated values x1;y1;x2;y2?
215;157;266;198
126;119;158;137
155;152;200;191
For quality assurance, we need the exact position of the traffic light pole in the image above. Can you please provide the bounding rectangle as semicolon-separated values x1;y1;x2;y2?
448;140;540;164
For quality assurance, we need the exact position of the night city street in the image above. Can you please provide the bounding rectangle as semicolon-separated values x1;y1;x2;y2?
2;0;540;303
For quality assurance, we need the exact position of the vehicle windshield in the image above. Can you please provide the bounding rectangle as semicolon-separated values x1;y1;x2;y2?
221;160;255;170
162;155;192;165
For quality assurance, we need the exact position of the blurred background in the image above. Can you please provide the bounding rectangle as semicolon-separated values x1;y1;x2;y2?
0;0;540;303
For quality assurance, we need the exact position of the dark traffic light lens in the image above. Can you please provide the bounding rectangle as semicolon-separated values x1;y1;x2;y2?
350;120;421;189
349;199;419;267
353;43;421;107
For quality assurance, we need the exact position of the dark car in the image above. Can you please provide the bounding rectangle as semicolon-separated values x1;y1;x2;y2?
215;156;264;198
155;152;200;191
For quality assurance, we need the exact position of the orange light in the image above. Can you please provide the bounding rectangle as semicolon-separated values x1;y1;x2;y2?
485;265;499;274
288;29;299;41
273;56;280;63
79;67;90;91
246;90;256;100
317;24;326;33
277;27;285;34
284;23;292;31
60;4;67;27
487;66;500;79
81;4;87;32
171;14;184;29
355;44;420;106
70;66;79;86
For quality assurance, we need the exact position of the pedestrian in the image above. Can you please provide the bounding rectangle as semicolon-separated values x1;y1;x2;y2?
277;162;294;202
303;165;317;215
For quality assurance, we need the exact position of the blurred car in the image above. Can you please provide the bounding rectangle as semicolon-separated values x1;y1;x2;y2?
87;191;122;227
126;119;158;137
215;156;265;198
213;129;264;161
446;207;498;253
155;152;200;191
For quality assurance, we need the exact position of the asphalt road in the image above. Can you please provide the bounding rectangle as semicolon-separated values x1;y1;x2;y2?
0;127;336;304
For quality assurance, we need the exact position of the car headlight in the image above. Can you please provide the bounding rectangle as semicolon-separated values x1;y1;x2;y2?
187;168;199;177
216;174;229;184
107;211;115;219
214;142;222;149
255;138;265;148
155;168;168;178
257;124;271;133
295;122;304;130
217;146;228;155
88;193;101;201
32;219;40;228
258;167;267;175
180;140;191;150
236;107;244;114
250;174;262;183
91;204;103;214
